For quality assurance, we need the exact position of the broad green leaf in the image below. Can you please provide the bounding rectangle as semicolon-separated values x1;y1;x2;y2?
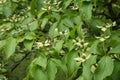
77;76;84;80
112;60;120;80
66;51;79;75
52;59;68;73
24;40;33;51
29;20;38;31
89;40;100;54
70;26;77;38
73;16;81;25
62;18;74;28
24;32;36;40
21;17;33;26
2;1;16;17
63;0;72;9
109;44;120;54
4;37;17;58
51;12;61;21
54;40;64;53
79;2;92;21
65;40;74;52
77;24;83;39
47;60;57;80
0;40;5;51
48;22;58;39
31;65;48;80
94;56;114;80
41;18;48;30
83;55;97;80
33;55;47;69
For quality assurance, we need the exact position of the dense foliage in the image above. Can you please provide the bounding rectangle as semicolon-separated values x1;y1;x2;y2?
0;0;120;80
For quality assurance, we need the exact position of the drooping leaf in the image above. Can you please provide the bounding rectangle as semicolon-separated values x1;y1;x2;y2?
29;20;38;31
30;65;48;80
52;59;68;74
0;40;5;51
4;37;17;58
33;55;47;69
109;44;120;54
65;40;74;52
63;0;73;9
66;51;79;75
24;32;36;40
47;60;57;80
24;40;33;51
89;40;100;54
83;55;97;80
79;1;92;21
54;40;64;53
94;56;114;80
41;18;48;30
48;22;58;39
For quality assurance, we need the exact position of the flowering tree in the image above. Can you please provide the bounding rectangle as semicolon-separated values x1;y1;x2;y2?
0;0;120;80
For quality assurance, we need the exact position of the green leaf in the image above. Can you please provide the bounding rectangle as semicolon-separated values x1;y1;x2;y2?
66;51;79;75
52;59;68;73
48;22;58;39
41;18;48;30
33;55;47;69
54;40;64;53
24;40;33;51
94;56;114;80
109;44;120;54
0;40;5;51
65;40;74;52
83;55;97;80
47;60;57;80
89;40;100;54
77;76;84;80
63;0;73;9
24;32;36;40
77;24;83;39
4;37;17;58
79;2;92;21
62;18;74;28
30;65;48;80
29;20;38;31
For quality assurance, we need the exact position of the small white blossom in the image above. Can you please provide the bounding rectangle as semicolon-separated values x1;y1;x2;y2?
36;42;44;48
106;23;111;28
99;37;105;42
84;42;89;46
112;21;116;26
101;27;107;32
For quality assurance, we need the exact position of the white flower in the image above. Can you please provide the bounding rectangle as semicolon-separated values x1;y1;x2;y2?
97;25;102;28
36;42;44;48
84;42;89;46
101;27;107;32
112;21;116;26
106;23;111;28
99;37;105;42
54;28;58;32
